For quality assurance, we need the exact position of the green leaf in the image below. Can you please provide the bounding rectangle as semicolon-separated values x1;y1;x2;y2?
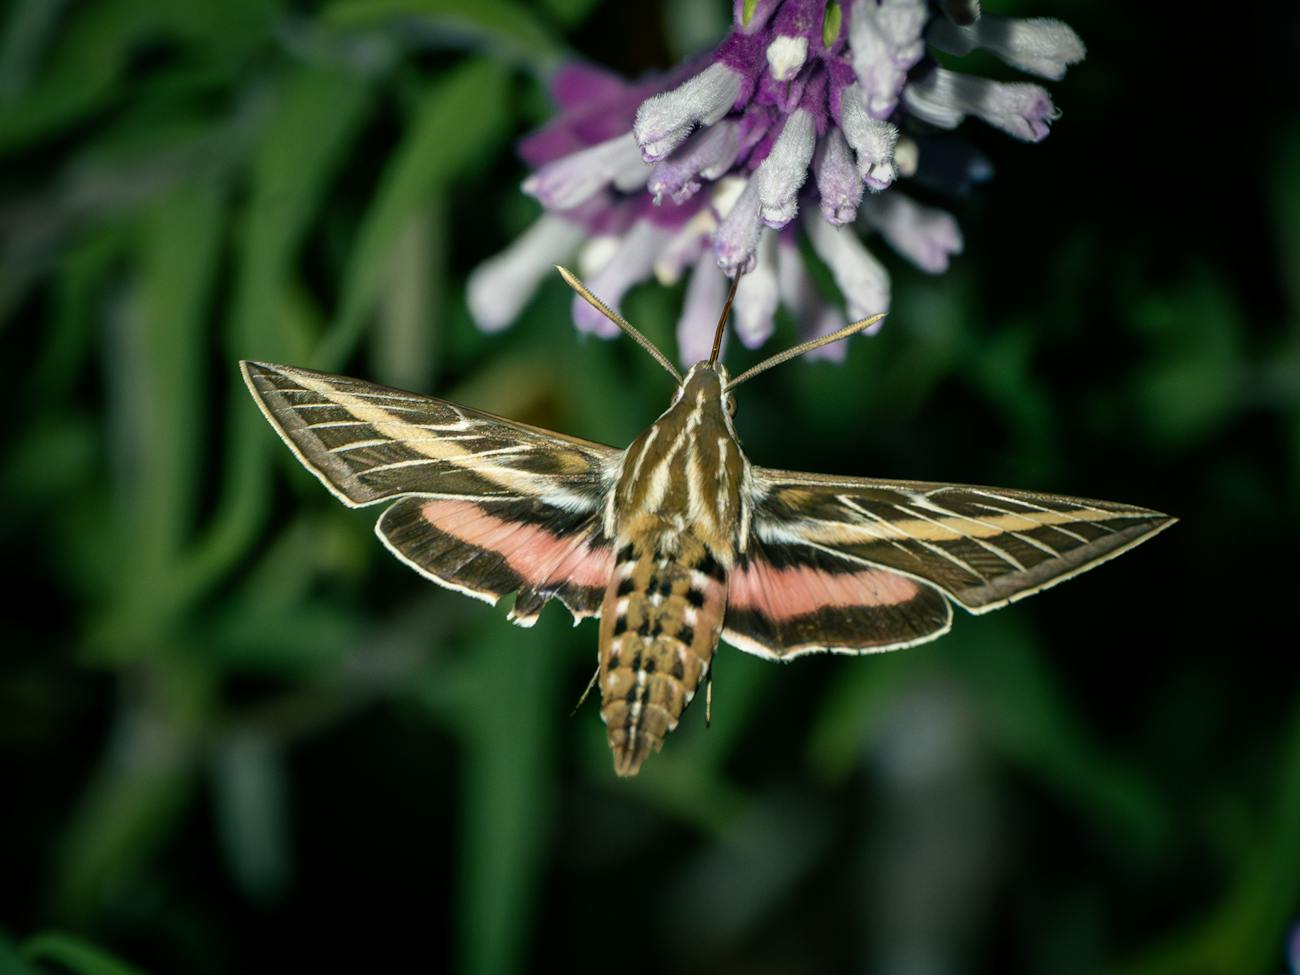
31;229;125;397
211;731;291;905
314;59;510;371
320;0;560;71
453;611;562;975
370;202;444;390
21;933;148;975
0;932;42;975
0;0;64;98
537;0;603;28
51;661;208;921
128;187;225;587
804;650;932;781
1126;276;1243;451
81;184;225;661
168;66;374;613
0;0;270;151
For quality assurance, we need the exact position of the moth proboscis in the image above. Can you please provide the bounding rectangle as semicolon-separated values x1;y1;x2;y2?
242;267;1174;776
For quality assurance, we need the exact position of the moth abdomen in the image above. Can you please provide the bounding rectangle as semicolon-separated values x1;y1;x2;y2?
596;535;728;776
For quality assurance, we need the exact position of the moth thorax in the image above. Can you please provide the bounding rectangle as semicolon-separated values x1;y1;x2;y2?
595;534;729;776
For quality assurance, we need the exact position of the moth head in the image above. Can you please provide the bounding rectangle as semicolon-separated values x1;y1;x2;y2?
678;361;740;436
681;360;730;395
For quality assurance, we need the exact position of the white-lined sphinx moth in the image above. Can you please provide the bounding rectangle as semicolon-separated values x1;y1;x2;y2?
242;268;1173;776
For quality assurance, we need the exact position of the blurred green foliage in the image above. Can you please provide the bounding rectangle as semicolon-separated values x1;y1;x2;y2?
2;1;1298;974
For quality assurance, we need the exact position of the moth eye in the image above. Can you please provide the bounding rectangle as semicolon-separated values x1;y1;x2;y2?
725;395;737;417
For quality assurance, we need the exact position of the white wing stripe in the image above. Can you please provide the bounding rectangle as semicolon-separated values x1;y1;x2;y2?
894;503;1028;571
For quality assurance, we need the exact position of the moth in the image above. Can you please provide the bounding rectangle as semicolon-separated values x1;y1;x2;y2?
242;267;1173;776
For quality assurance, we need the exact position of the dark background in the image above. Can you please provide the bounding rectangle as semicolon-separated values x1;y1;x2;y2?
2;1;1298;973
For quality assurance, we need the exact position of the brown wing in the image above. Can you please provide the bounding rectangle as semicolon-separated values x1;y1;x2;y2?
749;467;1174;613
723;467;1174;659
242;361;620;621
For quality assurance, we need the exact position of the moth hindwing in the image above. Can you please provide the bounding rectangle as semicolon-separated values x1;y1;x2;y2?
242;358;1173;777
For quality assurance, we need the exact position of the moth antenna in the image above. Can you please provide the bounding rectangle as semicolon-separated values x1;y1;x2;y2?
708;273;742;367
555;266;684;385
724;312;887;391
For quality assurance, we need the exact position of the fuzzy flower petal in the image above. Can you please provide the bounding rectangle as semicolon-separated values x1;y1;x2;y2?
467;214;586;332
733;230;780;347
634;61;745;163
777;231;846;361
522;133;648;209
928;15;1086;81
713;176;764;277
849;0;929;119
755;107;816;227
837;83;899;190
860;193;963;274
814;127;864;224
572;220;672;337
655;208;716;285
472;0;1085;361
905;67;1059;142
678;253;729;364
805;209;889;323
648;119;741;205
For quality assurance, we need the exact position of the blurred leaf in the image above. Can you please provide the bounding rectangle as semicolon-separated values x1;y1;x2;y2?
169;66;374;612
370;203;444;389
805;650;933;782
663;0;731;60
52;663;209;921
0;932;42;975
454;611;562;975
314;58;510;370
21;933;148;975
959;318;1058;472
1126;275;1243;452
106;184;223;643
0;0;270;151
30;229;124;398
211;731;291;905
321;0;561;71
538;0;604;27
0;0;66;99
203;602;361;674
228;66;375;360
663;794;834;953
3;415;97;503
0;0;160;150
236;514;331;613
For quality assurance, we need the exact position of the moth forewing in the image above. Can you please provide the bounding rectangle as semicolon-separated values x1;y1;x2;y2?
241;359;621;624
744;469;1176;617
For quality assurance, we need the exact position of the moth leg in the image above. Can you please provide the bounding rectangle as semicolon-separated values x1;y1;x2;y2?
705;673;713;728
571;666;601;717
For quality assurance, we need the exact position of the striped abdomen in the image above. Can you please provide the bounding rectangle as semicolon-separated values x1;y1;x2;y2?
596;533;728;776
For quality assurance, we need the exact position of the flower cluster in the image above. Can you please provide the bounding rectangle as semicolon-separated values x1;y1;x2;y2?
467;0;1084;365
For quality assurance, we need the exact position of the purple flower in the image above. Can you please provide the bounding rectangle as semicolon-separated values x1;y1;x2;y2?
467;1;1084;366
